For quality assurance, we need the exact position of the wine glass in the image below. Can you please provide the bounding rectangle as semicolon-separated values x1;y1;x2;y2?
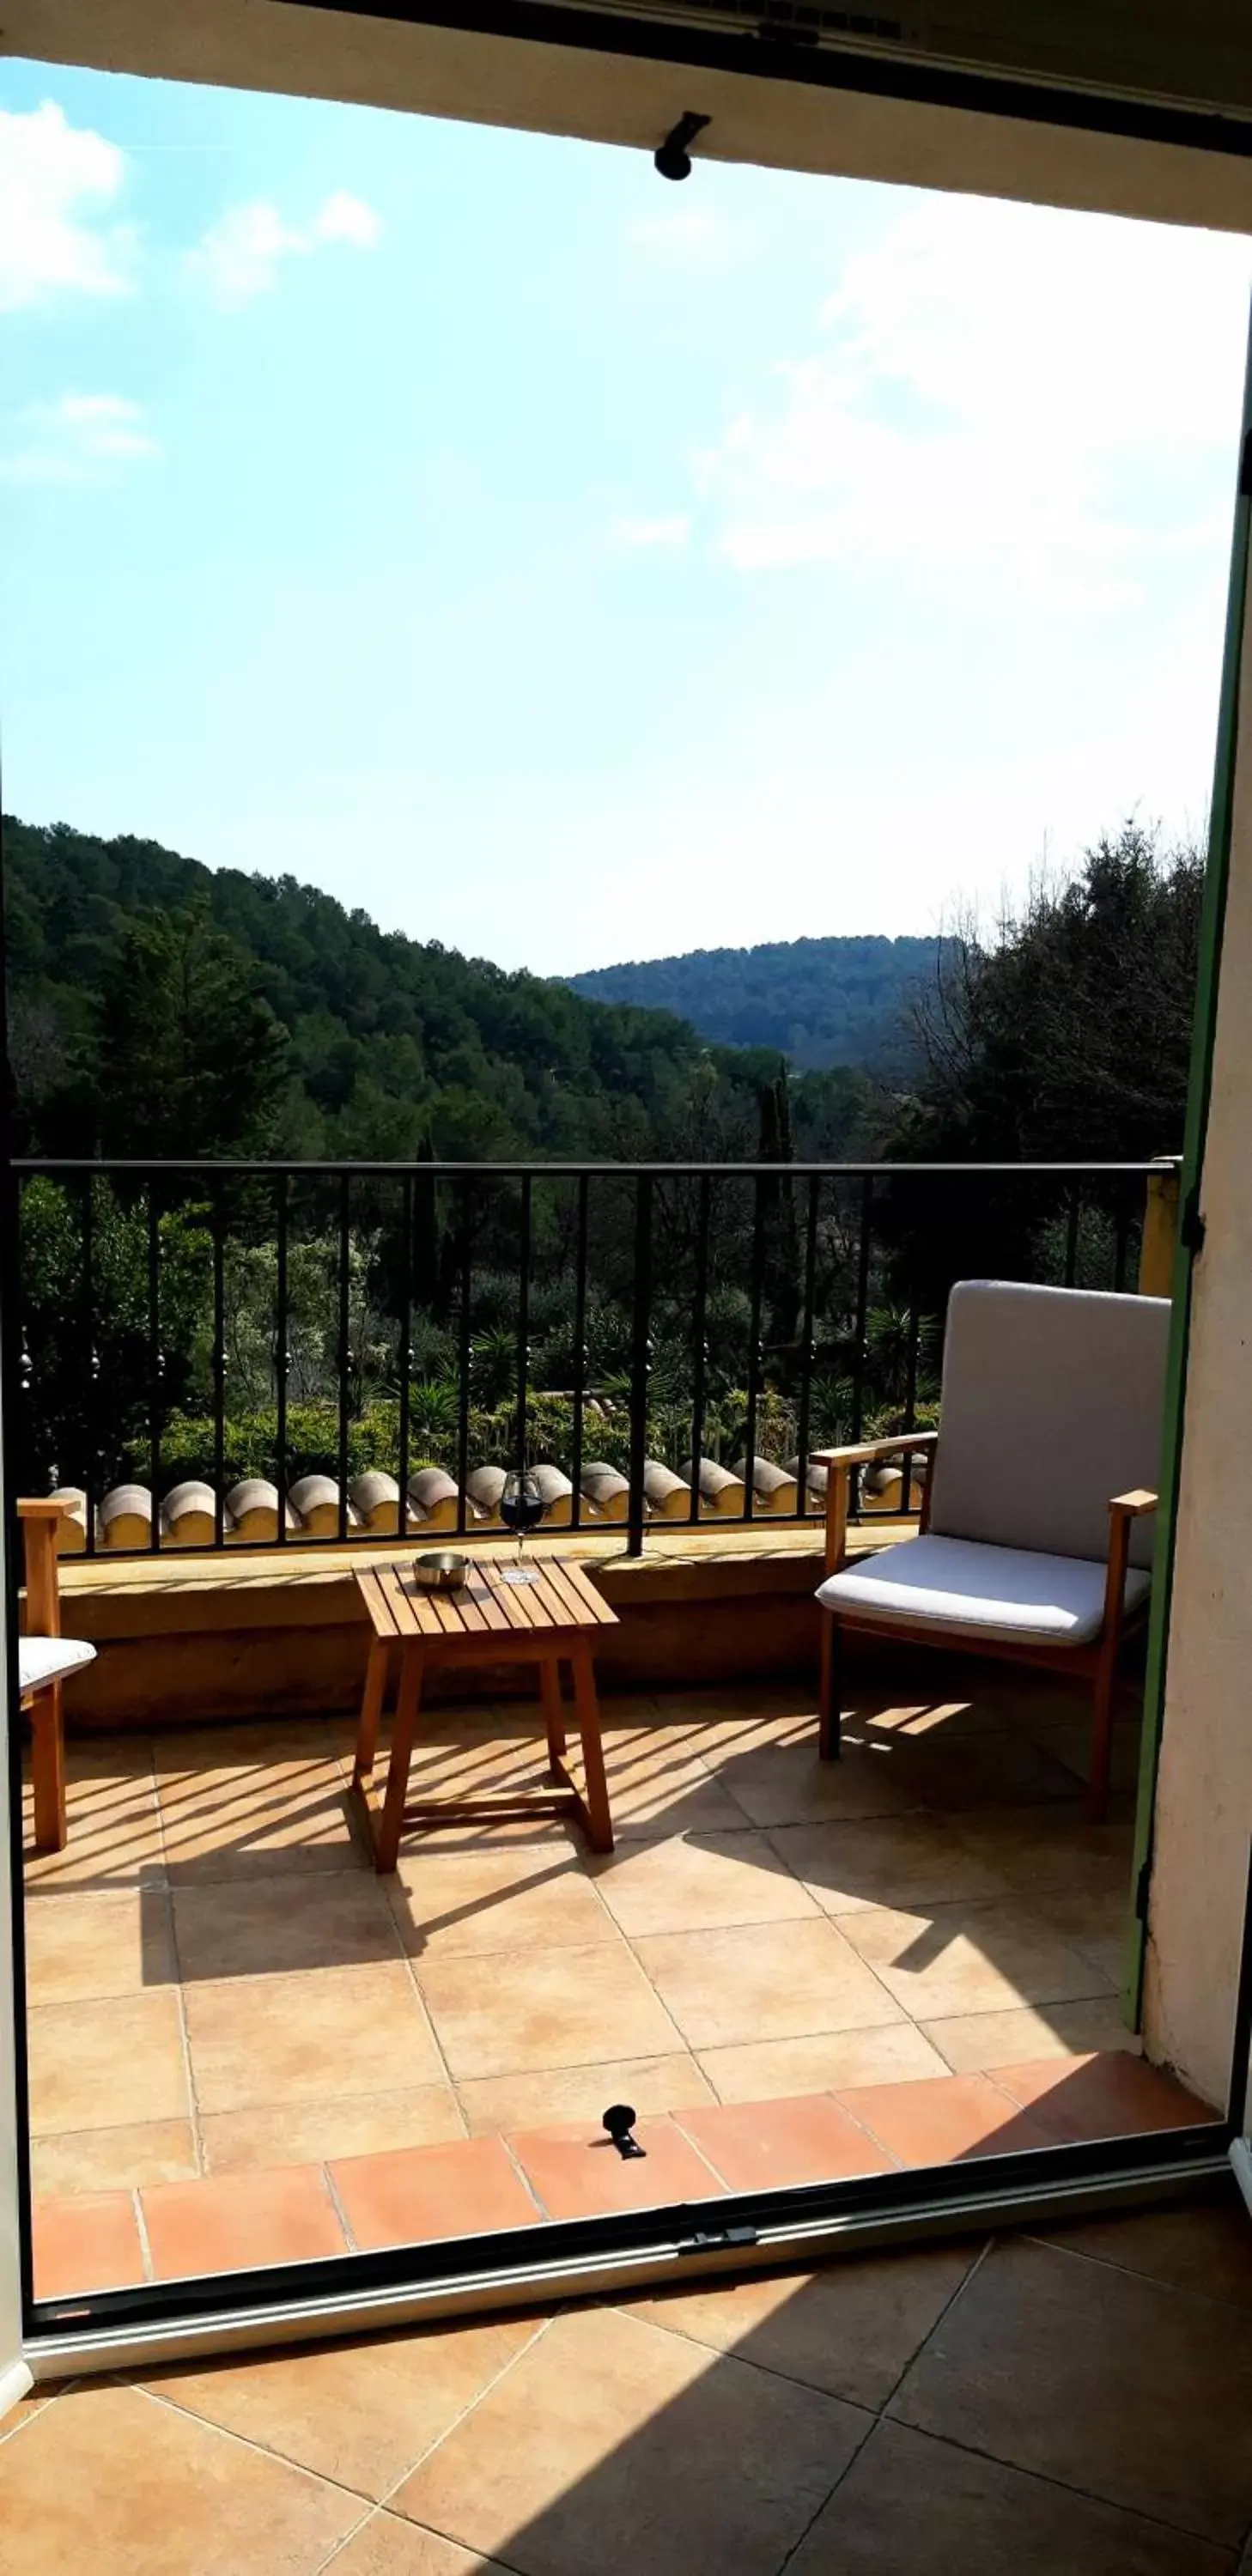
500;1467;544;1583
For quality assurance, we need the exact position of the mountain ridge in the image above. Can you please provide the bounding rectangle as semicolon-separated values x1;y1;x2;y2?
564;931;936;1070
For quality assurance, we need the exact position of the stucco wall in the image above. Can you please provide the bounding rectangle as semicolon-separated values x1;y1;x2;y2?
1143;543;1252;2116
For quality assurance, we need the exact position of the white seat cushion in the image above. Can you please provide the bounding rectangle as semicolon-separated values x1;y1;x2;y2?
816;1533;1151;1648
19;1636;96;1692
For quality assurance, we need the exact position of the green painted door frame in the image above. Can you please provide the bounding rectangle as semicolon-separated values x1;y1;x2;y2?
1125;301;1252;2023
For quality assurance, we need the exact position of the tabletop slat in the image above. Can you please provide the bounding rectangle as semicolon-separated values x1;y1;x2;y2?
356;1552;620;1644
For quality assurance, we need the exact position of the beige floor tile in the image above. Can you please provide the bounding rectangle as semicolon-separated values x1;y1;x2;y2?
769;1815;1011;1916
891;2236;1252;2546
634;1918;903;2051
839;1899;1115;2021
714;1736;916;1829
387;1839;618;1962
33;2119;198;2194
392;2305;866;2576
952;1803;1134;1896
149;2312;545;2500
418;1942;684;2079
788;2417;1231;2575
325;2519;514;2574
185;1963;445;2113
698;2024;950;2102
202;2086;466;2173
173;1875;403;1982
629;2242;978;2411
22;1888;177;2002
1036;2193;1252;2311
922;1998;1142;2075
590;1831;818;1938
153;1722;357;1784
0;2379;360;2573
22;1750;166;1893
158;1757;368;1882
458;2053;715;2136
27;1989;190;2135
586;1729;751;1838
1029;1713;1146;1797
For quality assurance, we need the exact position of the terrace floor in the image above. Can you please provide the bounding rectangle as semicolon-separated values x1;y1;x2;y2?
21;1656;1213;2298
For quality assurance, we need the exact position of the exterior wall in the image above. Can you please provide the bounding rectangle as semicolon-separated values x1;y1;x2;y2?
1143;535;1252;2114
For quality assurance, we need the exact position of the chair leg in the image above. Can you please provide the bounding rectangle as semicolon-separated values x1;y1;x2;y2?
31;1683;67;1854
818;1613;842;1762
1088;1645;1118;1826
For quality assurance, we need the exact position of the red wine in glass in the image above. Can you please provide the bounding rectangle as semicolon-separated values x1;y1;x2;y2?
501;1468;544;1582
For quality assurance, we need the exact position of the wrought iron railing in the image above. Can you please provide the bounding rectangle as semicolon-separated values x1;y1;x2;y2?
11;1157;1174;1559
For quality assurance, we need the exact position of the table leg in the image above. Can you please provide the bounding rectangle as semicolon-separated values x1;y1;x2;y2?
376;1646;423;1874
354;1637;389;1784
571;1650;613;1853
540;1656;567;1774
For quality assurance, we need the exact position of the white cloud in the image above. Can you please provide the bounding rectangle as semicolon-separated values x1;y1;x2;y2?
188;189;381;308
1;392;161;485
313;190;381;249
615;513;690;549
698;194;1252;611
0;100;133;311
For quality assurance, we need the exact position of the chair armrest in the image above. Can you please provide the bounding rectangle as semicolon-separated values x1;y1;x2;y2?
1109;1489;1158;1516
810;1432;939;1469
18;1498;67;1637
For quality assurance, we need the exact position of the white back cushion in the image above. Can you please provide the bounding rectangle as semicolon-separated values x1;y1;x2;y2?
927;1281;1170;1569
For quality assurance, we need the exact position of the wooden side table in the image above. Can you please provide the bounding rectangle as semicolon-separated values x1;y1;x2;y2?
351;1554;619;1871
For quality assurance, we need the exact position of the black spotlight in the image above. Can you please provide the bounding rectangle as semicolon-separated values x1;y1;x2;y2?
654;111;710;182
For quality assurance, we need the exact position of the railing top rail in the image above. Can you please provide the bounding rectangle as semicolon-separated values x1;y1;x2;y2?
12;1156;1176;1180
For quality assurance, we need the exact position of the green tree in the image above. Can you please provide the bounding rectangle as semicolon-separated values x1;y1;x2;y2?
95;901;289;1159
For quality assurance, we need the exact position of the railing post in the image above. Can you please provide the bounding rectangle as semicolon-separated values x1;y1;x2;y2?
1140;1157;1182;1297
626;1175;653;1558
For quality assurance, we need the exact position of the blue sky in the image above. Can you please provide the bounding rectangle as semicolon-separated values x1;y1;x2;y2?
2;62;1250;974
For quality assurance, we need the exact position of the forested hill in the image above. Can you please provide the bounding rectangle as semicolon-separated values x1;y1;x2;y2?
566;933;937;1070
2;817;875;1163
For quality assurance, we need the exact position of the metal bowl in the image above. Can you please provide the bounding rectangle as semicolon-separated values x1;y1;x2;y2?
413;1549;469;1591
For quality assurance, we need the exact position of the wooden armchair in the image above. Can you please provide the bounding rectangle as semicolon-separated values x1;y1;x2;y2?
812;1283;1170;1823
18;1498;96;1853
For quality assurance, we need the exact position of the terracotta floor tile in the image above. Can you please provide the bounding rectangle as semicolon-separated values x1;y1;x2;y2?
837;2073;1054;2166
392;2304;866;2576
590;1829;818;1937
27;1989;189;2134
921;1997;1141;2075
202;2085;465;2174
788;2416;1232;2575
158;1757;368;1882
769;1815;1011;1916
0;2379;360;2573
698;2023;950;2102
149;2311;544;2499
458;2051;715;2136
417;1941;683;2079
33;2190;146;2299
22;1887;177;2002
714;1736;916;1829
509;2114;722;2218
331;2136;543;2250
172;1874;403;1982
324;2515;516;2573
988;2052;1214;2142
633;1917;903;2051
838;1897;1114;2020
386;1838;617;1961
627;2242;980;2411
890;2235;1252;2545
678;2093;894;2190
1035;2192;1252;2310
143;2164;347;2278
184;1963;445;2112
33;2118;198;2195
